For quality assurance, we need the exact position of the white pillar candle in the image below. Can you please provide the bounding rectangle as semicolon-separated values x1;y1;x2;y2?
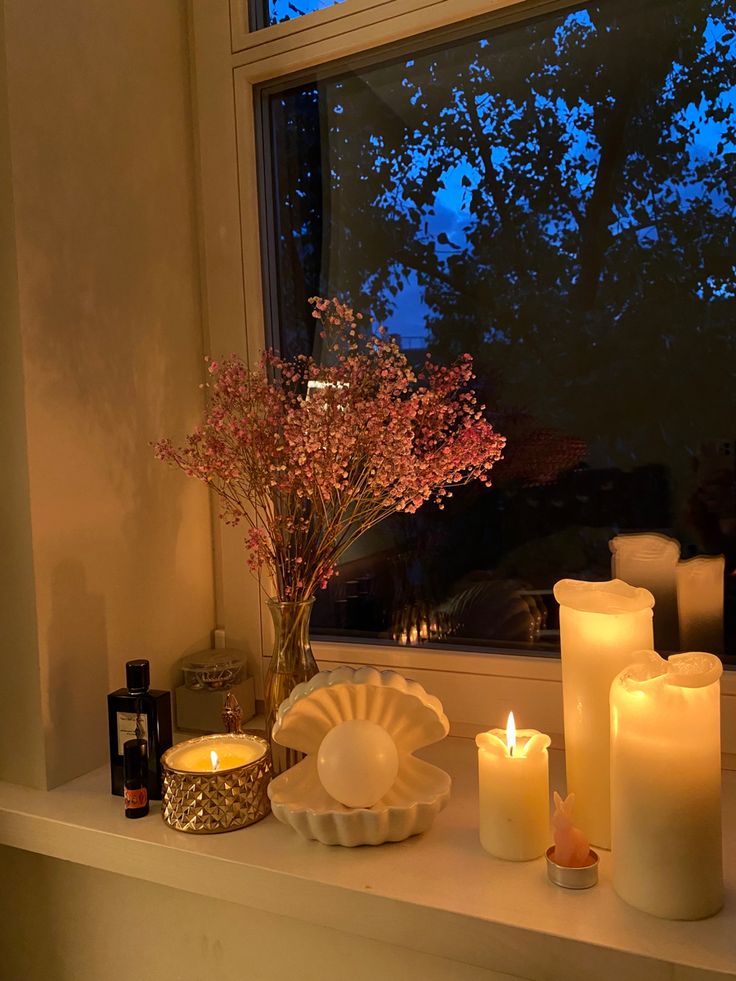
554;579;654;849
610;533;680;651
676;555;725;656
476;713;550;861
610;650;723;920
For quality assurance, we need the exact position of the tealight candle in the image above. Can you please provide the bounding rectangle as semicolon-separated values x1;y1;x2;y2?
610;650;723;920
476;713;550;861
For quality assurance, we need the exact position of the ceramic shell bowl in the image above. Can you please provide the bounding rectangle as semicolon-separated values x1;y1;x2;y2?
267;666;451;846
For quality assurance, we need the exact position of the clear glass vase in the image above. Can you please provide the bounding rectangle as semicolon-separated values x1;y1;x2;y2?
264;597;319;774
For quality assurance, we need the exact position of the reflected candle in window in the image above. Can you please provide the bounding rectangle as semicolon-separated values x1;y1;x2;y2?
610;651;723;920
553;579;654;849
676;555;725;656
610;533;681;651
476;713;550;861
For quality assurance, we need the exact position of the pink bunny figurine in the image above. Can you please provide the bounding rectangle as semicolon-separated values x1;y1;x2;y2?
551;791;591;868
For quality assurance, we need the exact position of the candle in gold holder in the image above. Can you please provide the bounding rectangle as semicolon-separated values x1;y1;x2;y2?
161;733;271;833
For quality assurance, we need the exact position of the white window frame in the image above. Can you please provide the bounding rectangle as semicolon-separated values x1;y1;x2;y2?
188;0;736;754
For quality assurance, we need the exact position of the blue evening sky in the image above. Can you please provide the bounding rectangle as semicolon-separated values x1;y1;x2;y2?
271;1;736;341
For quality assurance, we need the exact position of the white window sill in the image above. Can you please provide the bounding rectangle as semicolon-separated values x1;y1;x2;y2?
1;737;734;980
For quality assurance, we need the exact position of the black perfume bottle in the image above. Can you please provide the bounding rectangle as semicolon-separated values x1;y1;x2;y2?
108;659;172;799
123;738;150;819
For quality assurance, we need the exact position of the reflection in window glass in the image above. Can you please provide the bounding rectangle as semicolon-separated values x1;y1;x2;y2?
260;0;736;659
254;0;344;29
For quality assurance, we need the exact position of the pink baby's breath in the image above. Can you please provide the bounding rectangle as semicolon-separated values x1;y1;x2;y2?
154;297;505;601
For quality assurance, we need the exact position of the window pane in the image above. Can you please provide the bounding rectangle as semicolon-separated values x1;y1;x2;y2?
253;0;344;29
260;0;736;659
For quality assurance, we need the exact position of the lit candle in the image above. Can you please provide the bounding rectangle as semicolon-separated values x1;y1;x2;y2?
610;650;723;919
476;713;550;861
610;533;680;651
554;578;654;848
165;734;263;773
676;555;725;656
161;732;272;834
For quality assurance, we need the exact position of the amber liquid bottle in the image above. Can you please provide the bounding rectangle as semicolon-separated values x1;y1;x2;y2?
107;659;172;799
123;738;150;819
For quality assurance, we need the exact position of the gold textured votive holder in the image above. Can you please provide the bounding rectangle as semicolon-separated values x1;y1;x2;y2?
161;733;272;833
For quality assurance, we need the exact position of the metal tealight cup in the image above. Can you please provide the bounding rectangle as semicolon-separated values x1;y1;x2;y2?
545;846;599;889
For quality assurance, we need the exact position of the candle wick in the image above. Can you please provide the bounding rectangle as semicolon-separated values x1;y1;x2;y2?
509;744;514;758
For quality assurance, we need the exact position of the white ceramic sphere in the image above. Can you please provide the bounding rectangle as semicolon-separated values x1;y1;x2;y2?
317;720;400;808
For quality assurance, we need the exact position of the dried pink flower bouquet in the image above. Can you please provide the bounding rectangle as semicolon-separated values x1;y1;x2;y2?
155;297;505;604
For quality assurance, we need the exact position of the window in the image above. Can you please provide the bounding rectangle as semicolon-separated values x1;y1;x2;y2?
250;0;344;30
257;0;736;658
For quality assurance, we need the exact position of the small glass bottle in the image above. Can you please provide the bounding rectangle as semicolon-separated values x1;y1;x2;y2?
123;738;149;819
107;659;173;799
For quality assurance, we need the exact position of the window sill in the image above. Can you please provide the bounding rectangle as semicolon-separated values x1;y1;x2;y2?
1;738;734;980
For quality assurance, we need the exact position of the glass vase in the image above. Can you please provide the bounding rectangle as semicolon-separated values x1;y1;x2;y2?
264;597;319;774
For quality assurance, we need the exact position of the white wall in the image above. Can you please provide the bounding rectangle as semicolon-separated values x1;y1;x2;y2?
0;847;525;981
0;0;215;788
0;1;46;789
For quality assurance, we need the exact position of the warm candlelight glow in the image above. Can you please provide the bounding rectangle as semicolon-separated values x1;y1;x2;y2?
476;718;551;861
506;712;516;757
164;734;264;773
554;578;654;848
610;650;724;919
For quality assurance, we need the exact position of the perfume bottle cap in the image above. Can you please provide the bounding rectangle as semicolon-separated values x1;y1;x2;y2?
123;738;148;785
126;659;150;694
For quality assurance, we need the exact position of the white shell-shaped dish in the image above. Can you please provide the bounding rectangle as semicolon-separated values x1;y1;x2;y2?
268;666;451;846
272;665;449;755
268;754;451;846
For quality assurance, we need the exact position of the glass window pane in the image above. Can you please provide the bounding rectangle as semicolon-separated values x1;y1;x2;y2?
253;0;345;30
259;0;736;659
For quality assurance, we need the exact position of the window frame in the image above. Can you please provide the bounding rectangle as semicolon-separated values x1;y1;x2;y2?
188;0;736;747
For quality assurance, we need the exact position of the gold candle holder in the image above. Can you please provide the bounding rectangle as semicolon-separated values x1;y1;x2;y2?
161;733;271;834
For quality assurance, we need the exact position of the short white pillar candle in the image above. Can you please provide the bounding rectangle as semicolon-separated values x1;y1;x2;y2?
554;578;654;849
610;650;723;920
476;713;550;861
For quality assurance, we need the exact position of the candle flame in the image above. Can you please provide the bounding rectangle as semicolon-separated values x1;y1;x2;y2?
210;750;220;771
506;712;517;757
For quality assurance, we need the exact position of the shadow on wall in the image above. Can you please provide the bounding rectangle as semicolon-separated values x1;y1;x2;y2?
18;206;214;690
45;559;108;786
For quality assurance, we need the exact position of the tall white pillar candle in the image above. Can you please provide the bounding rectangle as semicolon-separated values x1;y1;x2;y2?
554;579;654;849
610;533;680;651
611;650;723;920
676;555;725;656
476;714;550;861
